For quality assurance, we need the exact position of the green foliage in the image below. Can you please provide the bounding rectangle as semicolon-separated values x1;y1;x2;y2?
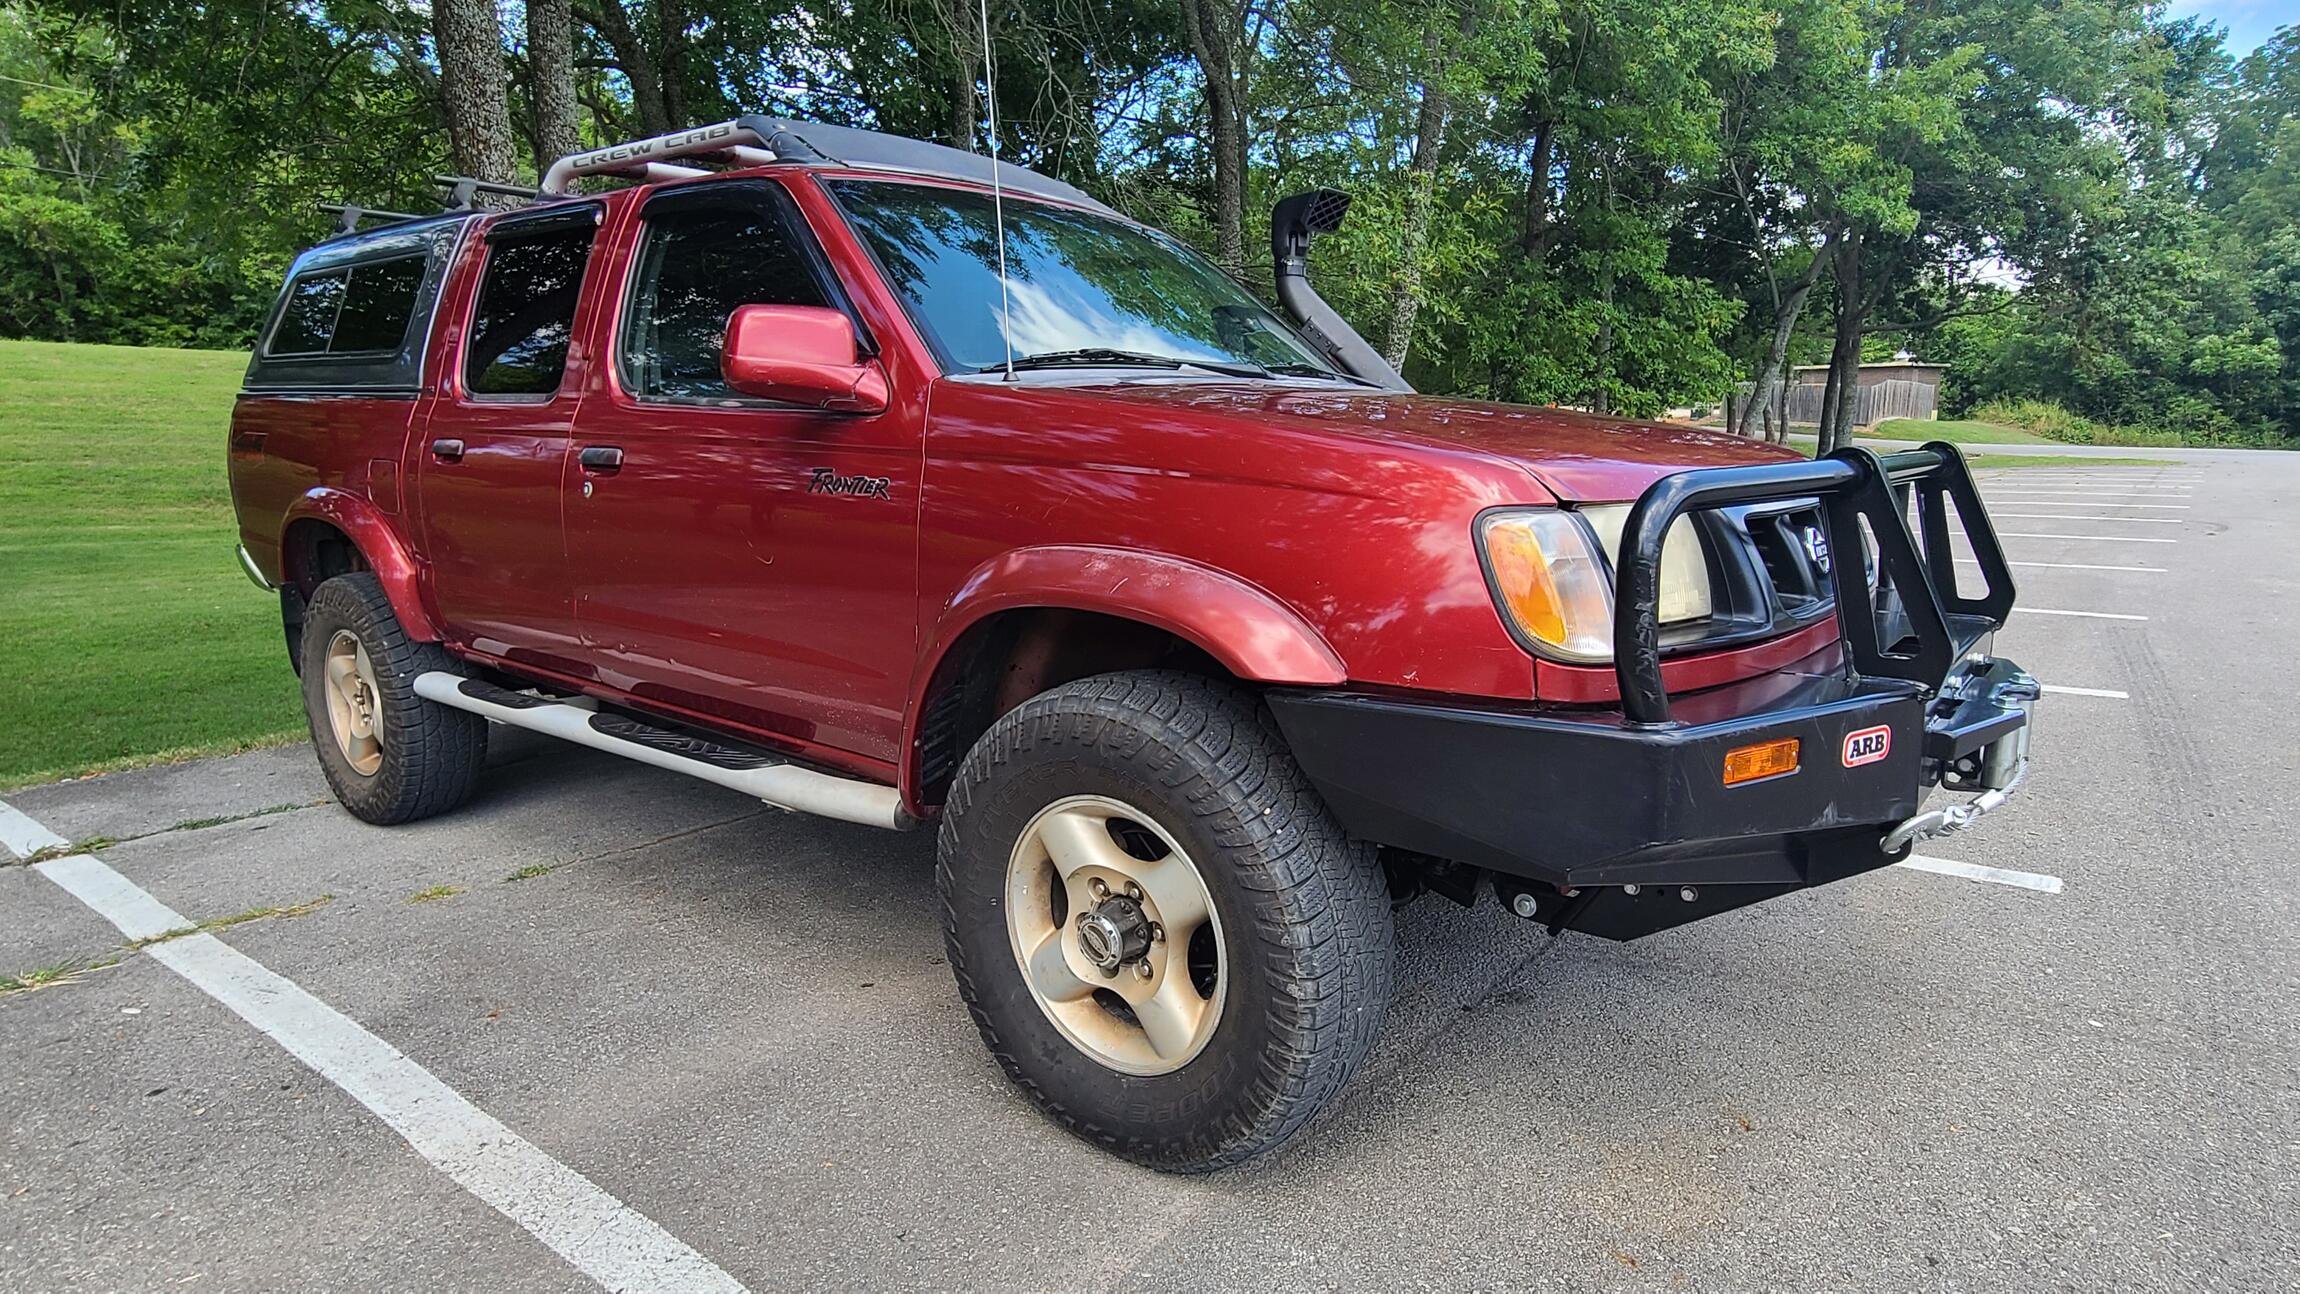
1967;398;2197;448
0;0;2292;442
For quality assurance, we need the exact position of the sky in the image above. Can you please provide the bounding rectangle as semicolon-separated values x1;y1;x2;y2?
2164;0;2292;53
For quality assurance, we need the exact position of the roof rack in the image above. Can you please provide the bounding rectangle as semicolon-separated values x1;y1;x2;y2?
318;202;429;234
536;115;1117;215
437;175;541;209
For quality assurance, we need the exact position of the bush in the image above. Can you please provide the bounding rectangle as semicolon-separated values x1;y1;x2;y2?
1962;398;2265;448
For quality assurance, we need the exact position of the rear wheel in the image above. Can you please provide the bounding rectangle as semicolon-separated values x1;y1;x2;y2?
298;573;486;825
938;671;1395;1171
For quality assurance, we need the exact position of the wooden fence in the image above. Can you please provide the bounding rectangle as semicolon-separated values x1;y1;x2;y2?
1736;378;1939;429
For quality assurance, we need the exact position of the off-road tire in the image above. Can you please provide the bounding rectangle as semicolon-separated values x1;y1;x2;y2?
299;573;486;825
938;670;1395;1172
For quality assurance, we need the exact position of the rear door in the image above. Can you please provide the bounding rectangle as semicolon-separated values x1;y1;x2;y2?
564;177;921;764
415;203;604;673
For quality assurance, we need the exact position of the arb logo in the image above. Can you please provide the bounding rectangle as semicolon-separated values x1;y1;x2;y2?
1842;725;1892;767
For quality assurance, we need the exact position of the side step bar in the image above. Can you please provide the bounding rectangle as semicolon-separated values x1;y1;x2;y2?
412;673;909;831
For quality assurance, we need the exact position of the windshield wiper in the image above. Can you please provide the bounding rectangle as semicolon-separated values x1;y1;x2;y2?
1265;361;1377;387
975;348;1273;379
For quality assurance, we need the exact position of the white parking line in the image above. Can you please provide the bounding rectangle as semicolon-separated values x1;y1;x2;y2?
0;801;68;856
1984;500;2190;509
1995;532;2177;543
1991;513;2187;523
2014;607;2149;620
1896;854;2065;894
1986;481;2194;489
2040;684;2129;698
9;814;746;1294
1956;557;2165;572
1986;492;2190;500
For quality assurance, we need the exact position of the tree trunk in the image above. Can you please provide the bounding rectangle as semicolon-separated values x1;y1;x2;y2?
527;0;582;175
579;1;672;135
1179;0;1248;275
657;0;689;128
434;0;517;185
950;52;979;149
1382;8;1468;370
1742;225;1842;439
1815;232;1864;454
1519;120;1555;256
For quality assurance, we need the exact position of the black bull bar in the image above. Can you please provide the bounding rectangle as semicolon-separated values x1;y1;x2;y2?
1265;441;2037;941
1611;441;2016;726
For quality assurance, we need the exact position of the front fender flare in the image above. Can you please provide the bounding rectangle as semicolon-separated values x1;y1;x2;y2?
280;487;443;642
922;545;1349;694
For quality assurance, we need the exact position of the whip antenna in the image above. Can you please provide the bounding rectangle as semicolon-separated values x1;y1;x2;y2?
980;0;1016;381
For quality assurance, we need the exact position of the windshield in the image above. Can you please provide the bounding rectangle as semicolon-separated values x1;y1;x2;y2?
827;178;1340;378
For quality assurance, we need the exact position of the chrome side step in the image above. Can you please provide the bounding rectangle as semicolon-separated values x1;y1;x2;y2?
412;672;908;830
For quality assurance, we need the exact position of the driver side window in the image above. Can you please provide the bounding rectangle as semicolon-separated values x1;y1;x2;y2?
620;192;831;403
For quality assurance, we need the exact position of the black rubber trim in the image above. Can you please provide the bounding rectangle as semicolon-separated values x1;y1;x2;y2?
457;678;551;709
587;712;784;770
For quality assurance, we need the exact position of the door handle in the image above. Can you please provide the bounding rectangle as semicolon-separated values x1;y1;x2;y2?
430;438;465;462
578;446;625;472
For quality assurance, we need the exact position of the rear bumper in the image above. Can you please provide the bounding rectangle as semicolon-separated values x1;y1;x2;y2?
1266;650;2038;941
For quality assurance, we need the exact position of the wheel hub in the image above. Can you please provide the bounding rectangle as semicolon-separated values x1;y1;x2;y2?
1003;795;1226;1075
1075;895;1152;975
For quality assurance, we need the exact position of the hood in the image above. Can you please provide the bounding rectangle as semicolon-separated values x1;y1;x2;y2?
1065;382;1801;502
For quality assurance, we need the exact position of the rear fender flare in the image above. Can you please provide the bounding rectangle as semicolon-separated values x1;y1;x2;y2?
280;488;443;642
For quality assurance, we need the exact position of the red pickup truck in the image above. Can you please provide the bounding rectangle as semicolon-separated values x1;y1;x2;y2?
228;117;2039;1171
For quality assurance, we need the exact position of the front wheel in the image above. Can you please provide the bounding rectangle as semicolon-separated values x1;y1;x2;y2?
938;671;1395;1172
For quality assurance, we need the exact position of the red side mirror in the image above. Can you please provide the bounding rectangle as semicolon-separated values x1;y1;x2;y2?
721;304;889;413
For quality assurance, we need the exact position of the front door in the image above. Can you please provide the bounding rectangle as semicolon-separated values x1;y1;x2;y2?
416;204;603;673
565;178;920;764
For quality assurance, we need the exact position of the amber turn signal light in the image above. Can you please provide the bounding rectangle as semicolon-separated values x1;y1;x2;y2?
1722;738;1799;786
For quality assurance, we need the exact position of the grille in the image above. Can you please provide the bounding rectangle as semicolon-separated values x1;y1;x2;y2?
1746;507;1831;610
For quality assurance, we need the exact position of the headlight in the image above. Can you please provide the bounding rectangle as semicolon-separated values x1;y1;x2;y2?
1478;507;1712;663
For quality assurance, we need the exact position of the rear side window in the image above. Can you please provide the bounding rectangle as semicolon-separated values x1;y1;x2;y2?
465;225;595;397
265;255;424;357
620;198;830;402
329;257;426;352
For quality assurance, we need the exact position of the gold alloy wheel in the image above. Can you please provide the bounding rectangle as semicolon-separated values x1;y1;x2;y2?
1005;795;1226;1075
321;629;384;777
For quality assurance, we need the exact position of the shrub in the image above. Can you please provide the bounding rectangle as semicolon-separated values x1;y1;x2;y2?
1969;398;2191;447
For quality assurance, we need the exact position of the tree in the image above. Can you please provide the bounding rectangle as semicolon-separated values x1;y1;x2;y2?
1177;0;1251;274
434;0;517;184
528;0;583;172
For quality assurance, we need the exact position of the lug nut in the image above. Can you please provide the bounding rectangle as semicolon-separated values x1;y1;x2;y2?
1125;882;1143;902
1089;877;1108;899
1148;922;1165;943
1508;892;1540;919
1135;960;1154;979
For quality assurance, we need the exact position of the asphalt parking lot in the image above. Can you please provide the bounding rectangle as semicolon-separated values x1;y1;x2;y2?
5;448;2296;1291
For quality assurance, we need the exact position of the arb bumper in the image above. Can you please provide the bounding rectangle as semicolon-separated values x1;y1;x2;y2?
1268;442;2040;941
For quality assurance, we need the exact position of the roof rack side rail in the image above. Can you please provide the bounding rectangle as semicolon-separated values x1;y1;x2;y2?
434;175;543;209
538;119;783;196
317;202;429;234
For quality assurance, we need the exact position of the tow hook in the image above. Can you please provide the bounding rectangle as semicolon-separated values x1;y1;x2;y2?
1881;759;2029;854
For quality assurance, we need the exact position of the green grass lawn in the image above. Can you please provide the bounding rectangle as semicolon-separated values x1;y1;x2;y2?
0;339;304;789
1870;418;2054;445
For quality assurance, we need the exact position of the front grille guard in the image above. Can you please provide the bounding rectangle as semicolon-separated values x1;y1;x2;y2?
1611;442;2016;726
